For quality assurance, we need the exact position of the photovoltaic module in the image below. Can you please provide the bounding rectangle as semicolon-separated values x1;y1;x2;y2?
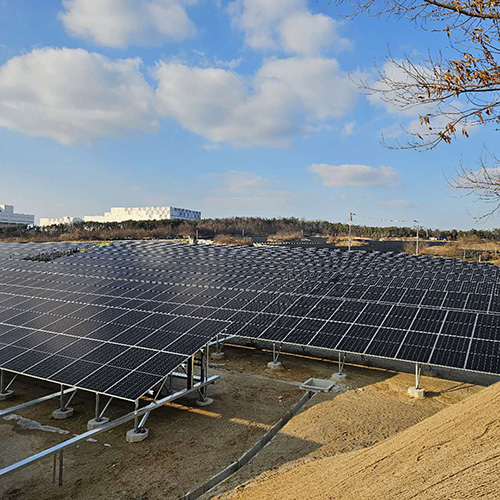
0;241;498;400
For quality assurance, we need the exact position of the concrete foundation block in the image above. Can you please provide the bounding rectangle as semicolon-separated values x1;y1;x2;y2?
210;352;225;360
332;372;347;381
196;397;214;407
126;428;149;443
0;390;14;401
267;361;283;370
52;407;74;419
87;417;110;430
408;386;425;399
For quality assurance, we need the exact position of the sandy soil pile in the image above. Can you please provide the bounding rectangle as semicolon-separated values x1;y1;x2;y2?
219;381;500;500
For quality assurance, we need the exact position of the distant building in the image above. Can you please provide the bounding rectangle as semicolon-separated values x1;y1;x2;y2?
0;204;34;226
39;216;83;227
83;206;201;223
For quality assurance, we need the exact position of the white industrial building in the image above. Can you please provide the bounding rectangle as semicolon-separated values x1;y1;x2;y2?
83;206;201;223
39;216;83;227
0;204;34;226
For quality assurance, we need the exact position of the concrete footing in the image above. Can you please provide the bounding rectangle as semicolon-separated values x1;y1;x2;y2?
267;361;283;370
210;352;225;360
126;428;149;443
332;372;347;381
196;397;214;407
0;390;14;401
87;417;110;430
407;386;425;399
52;407;74;419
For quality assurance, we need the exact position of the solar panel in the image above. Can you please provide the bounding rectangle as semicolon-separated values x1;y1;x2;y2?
0;240;499;402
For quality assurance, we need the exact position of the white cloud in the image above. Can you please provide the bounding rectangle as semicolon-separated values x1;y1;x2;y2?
205;170;289;215
228;0;304;50
228;0;349;56
279;11;351;56
367;60;429;117
60;0;196;48
154;57;357;147
342;120;356;137
202;144;220;151
378;199;419;209
0;48;157;145
220;170;269;194
309;163;400;187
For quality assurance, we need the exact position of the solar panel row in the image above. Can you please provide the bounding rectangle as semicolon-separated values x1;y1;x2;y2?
0;240;499;401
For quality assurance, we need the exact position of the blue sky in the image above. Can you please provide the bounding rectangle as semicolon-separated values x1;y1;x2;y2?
0;0;496;229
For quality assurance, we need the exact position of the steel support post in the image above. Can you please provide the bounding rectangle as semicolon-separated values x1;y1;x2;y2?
186;356;194;390
200;350;206;398
59;385;66;411
133;400;140;432
415;363;422;390
338;353;345;375
52;450;64;486
59;450;64;486
95;393;100;422
0;369;15;399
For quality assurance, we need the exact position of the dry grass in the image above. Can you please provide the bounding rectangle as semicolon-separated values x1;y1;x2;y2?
456;235;500;252
328;236;366;247
404;238;500;264
268;232;303;242
213;235;253;246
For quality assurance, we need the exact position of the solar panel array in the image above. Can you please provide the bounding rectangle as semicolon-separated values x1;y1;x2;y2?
0;241;499;401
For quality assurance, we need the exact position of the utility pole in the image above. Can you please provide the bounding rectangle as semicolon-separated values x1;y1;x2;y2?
414;219;420;255
348;213;353;252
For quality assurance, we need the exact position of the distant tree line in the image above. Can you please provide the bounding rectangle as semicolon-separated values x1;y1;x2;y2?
1;217;500;242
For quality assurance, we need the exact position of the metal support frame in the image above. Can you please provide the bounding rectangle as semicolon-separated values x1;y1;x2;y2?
186;355;194;390
94;393;100;421
98;396;113;421
59;385;67;411
272;343;281;363
197;346;210;401
208;334;235;349
415;363;422;390
0;374;219;482
52;450;64;486
337;352;346;375
133;399;141;433
215;334;223;355
0;387;77;418
0;370;17;394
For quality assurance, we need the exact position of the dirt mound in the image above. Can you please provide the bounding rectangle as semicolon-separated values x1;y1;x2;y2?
220;381;500;500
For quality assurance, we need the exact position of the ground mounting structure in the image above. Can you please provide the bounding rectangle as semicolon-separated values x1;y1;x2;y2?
0;240;500;480
1;241;500;397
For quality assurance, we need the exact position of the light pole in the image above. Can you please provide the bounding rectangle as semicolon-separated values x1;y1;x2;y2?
348;212;353;252
414;219;420;255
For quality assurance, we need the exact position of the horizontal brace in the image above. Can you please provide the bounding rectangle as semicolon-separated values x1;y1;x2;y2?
0;387;77;418
170;371;201;382
207;335;236;347
0;375;219;479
